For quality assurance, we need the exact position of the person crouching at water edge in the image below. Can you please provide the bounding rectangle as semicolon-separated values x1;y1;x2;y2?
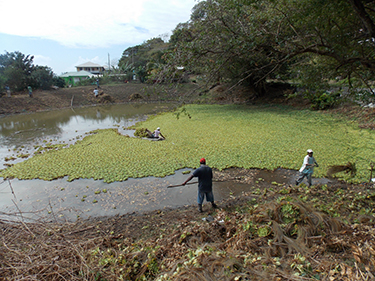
296;149;319;187
182;158;218;213
146;127;165;140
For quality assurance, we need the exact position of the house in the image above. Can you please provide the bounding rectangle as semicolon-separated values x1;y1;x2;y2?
60;71;94;87
75;62;105;75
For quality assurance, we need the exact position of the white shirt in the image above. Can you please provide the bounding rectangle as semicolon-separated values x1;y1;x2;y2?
299;155;316;173
154;129;160;137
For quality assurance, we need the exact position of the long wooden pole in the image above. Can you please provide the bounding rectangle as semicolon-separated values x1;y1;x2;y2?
167;182;198;188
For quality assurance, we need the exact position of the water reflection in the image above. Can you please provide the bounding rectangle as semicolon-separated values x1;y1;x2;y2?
0;169;253;222
0;103;177;167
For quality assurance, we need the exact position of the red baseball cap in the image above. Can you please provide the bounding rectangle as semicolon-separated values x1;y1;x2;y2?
200;158;206;164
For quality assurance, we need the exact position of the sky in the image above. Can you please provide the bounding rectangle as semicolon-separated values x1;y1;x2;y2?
0;0;197;75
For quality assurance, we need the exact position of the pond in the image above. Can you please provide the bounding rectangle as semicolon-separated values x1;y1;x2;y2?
0;103;176;167
0;104;255;221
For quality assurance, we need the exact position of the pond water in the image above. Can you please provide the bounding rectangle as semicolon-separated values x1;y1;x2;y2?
0;103;254;221
0;103;330;222
0;103;175;167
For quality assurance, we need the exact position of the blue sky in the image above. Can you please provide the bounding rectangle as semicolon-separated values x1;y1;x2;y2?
0;0;197;75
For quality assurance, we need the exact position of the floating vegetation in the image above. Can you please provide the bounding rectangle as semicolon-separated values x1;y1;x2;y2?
34;144;68;155
257;225;271;237
280;202;301;224
134;128;149;138
44;144;67;150
0;104;374;183
16;153;29;159
4;156;16;162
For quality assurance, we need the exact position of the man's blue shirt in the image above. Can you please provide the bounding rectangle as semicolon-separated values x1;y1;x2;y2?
193;165;213;192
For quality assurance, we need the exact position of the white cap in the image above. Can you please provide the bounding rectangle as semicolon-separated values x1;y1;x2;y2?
157;127;160;130
307;149;313;153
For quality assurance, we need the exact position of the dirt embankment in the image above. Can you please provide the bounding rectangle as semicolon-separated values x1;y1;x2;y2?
0;83;200;116
0;82;309;116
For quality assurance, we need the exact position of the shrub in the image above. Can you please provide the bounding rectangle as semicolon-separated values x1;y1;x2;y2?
305;90;340;110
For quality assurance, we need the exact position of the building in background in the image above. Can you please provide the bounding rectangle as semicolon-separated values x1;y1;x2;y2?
60;71;94;87
75;62;105;75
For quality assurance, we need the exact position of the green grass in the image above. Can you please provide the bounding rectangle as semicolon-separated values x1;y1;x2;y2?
1;104;374;183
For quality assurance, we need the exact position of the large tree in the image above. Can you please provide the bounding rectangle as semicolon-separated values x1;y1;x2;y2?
118;37;168;82
0;51;60;92
167;0;375;97
0;51;35;92
31;66;54;90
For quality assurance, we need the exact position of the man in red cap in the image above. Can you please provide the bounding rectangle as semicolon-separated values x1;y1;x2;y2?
182;158;217;212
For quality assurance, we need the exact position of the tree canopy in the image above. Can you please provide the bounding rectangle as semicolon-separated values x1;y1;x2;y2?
0;51;64;93
164;0;375;99
118;38;169;82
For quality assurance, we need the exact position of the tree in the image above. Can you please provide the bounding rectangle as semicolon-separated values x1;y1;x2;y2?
166;0;375;99
31;66;54;90
52;76;66;88
0;51;62;92
0;51;35;91
166;0;290;93
119;37;169;82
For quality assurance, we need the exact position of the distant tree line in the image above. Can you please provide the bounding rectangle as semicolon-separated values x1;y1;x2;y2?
0;51;65;94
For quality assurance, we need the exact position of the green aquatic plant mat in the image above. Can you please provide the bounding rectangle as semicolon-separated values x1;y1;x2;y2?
1;104;374;183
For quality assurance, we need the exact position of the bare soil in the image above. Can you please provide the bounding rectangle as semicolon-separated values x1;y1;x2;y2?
0;83;195;116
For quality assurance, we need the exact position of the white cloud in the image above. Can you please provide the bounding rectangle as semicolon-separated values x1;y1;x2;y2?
0;0;197;48
64;56;103;72
32;55;52;67
75;56;102;66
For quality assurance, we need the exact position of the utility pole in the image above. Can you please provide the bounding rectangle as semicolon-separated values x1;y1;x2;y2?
108;53;110;73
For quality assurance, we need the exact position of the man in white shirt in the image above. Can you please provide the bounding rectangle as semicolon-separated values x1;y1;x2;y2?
146;127;165;140
296;149;319;187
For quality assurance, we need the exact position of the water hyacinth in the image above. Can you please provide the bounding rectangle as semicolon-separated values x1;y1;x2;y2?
0;104;374;183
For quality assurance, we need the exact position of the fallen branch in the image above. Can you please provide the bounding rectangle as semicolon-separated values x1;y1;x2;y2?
67;225;96;236
327;162;356;178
